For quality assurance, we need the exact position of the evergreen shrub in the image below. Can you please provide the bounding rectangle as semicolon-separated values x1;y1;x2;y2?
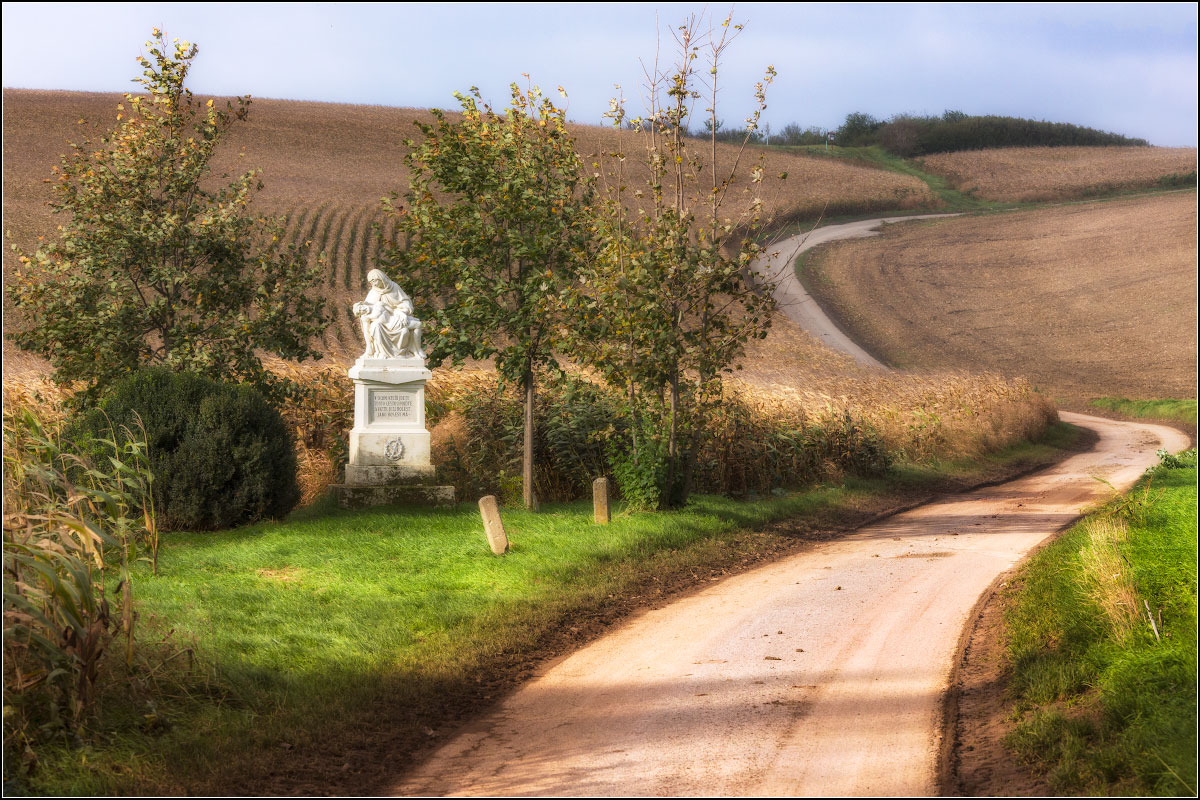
68;368;299;531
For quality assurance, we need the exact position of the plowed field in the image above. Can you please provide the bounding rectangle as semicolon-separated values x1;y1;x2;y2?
803;191;1198;405
2;88;938;365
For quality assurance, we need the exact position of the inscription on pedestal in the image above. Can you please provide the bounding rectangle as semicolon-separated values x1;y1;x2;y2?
369;389;417;425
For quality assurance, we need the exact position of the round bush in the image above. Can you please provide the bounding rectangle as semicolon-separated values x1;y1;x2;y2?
69;368;300;531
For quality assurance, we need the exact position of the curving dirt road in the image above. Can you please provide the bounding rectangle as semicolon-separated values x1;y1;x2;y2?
391;216;1188;796
753;215;958;368
394;412;1186;797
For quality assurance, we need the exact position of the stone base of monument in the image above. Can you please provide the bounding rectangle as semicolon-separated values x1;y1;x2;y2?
332;482;455;508
331;355;456;509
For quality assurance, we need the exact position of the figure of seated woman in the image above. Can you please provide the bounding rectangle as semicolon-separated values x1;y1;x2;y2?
353;269;425;359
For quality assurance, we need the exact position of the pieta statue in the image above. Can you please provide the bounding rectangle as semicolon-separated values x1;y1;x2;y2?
353;269;425;359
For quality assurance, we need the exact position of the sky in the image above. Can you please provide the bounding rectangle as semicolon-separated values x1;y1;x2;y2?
2;2;1197;146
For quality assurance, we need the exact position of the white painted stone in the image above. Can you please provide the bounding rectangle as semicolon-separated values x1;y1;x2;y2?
345;356;435;485
479;495;509;555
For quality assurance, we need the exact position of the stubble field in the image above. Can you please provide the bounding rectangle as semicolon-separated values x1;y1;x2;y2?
916;145;1196;203
802;191;1198;406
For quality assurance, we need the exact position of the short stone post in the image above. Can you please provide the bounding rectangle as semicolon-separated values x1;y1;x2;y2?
593;477;610;525
479;495;509;555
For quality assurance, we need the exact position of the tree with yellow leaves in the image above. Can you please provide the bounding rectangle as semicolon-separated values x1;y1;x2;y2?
7;30;329;403
381;83;593;509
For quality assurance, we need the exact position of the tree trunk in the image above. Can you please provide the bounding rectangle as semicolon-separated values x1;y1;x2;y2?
523;368;537;511
679;423;701;507
663;372;680;509
628;382;639;466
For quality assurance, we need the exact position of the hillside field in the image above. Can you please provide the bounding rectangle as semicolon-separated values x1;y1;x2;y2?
802;191;1198;406
2;88;938;365
917;145;1196;203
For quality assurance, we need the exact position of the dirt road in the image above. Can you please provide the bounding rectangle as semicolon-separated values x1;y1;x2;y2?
753;215;958;368
394;413;1187;796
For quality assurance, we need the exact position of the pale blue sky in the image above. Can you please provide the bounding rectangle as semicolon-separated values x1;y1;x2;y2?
2;2;1197;145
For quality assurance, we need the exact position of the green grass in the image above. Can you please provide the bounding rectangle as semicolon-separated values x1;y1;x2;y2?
1090;397;1198;425
16;425;1084;795
1003;452;1198;795
24;492;852;795
773;144;1002;213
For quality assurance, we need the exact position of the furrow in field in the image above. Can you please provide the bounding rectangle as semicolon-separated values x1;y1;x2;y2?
324;205;352;287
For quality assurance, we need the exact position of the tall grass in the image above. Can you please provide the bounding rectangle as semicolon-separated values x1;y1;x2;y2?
3;389;158;761
1077;516;1140;640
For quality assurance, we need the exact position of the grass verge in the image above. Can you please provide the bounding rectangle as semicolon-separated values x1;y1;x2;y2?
1002;450;1198;795
1089;397;1198;425
12;423;1085;796
774;144;1002;214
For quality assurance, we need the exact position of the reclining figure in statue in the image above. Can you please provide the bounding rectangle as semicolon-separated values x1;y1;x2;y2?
353;268;425;359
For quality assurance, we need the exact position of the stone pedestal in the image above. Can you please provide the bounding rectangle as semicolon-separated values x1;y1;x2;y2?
332;356;456;508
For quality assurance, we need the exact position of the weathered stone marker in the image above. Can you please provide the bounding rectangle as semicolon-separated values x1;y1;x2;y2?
478;495;509;555
593;477;610;525
331;269;455;508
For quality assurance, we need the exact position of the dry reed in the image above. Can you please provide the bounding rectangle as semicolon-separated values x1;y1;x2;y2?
3;354;1056;507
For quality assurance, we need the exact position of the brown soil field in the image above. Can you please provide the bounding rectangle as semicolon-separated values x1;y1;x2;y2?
803;191;1198;406
917;146;1197;203
2;88;937;366
5;90;1055;483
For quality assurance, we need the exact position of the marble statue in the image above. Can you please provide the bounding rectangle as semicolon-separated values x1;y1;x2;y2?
335;269;453;507
353;269;425;359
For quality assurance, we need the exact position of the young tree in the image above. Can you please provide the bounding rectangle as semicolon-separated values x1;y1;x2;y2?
7;30;330;403
382;82;592;509
566;12;782;507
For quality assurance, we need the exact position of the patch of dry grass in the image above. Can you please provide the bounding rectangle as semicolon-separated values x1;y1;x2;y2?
917;146;1197;203
3;345;1056;508
733;368;1055;463
1;372;75;428
1077;516;1140;640
804;192;1198;406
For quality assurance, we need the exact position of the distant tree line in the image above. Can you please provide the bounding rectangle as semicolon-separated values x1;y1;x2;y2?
690;109;1150;155
843;110;1150;156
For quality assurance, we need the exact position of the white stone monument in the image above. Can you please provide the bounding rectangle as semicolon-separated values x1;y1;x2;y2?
333;269;454;507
